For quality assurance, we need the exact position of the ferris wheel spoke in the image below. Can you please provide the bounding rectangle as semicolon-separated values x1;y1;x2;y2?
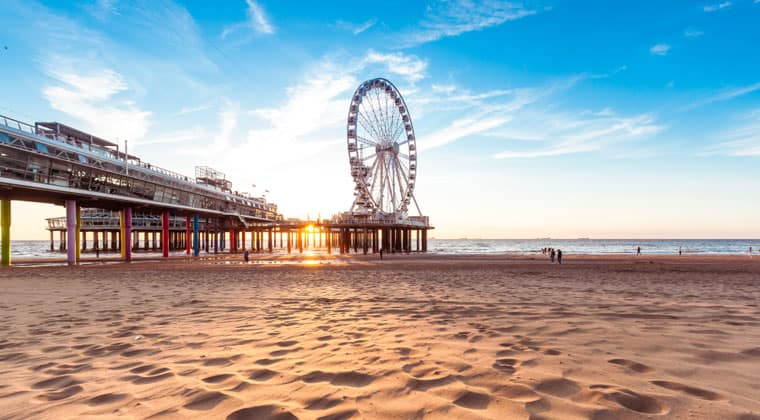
378;89;392;141
357;110;383;143
390;117;406;143
364;92;383;138
384;156;396;211
361;153;377;161
393;157;408;201
356;135;377;147
398;152;409;160
383;92;395;141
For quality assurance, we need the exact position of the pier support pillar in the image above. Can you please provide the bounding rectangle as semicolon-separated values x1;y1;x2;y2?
1;200;10;266
119;212;126;258
65;200;77;266
124;208;133;262
161;211;170;258
75;206;81;263
422;229;427;252
185;216;191;254
193;215;200;256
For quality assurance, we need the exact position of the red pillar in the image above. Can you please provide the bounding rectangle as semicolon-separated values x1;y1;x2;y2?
185;216;191;254
161;211;170;258
229;228;236;253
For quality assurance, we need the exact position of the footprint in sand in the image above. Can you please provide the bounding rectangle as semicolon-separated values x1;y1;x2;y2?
301;371;375;388
32;375;84;401
535;377;581;398
607;358;655;373
317;409;359;420
492;358;519;373
226;404;297;420
248;369;278;381
120;366;174;385
87;392;130;406
603;388;668;414
305;395;343;410
183;391;232;410
203;373;236;384
651;380;727;401
453;390;491;410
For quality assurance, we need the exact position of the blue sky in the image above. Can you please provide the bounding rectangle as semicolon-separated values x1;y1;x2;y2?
1;0;759;239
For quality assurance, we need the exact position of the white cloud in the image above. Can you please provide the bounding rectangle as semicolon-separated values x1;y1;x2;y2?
493;114;662;159
423;113;513;150
704;1;732;11
650;43;671;56
246;0;274;34
684;82;760;110
222;0;274;38
708;109;760;156
363;51;428;83
403;0;538;47
336;19;377;35
684;28;704;38
42;60;151;142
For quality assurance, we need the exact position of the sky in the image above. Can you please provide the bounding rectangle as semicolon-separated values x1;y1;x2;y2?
1;0;759;239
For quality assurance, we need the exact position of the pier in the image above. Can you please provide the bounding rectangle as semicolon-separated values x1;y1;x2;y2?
0;96;432;266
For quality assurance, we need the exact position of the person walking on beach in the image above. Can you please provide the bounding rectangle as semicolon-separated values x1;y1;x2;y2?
550;248;555;263
243;249;249;262
637;246;641;255
679;246;682;256
557;249;562;264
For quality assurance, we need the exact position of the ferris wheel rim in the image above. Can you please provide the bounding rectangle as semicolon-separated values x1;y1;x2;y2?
346;78;417;214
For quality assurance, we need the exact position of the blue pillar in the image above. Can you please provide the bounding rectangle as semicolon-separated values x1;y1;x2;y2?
193;215;200;256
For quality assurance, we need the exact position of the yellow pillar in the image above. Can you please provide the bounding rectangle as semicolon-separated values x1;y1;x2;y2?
120;210;126;259
1;200;10;267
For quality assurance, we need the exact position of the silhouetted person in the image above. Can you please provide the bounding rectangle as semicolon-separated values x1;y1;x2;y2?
95;246;100;258
637;246;641;255
557;249;562;264
550;249;555;263
679;246;682;256
243;250;249;262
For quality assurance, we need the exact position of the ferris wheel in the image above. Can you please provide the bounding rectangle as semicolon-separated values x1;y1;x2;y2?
347;78;420;216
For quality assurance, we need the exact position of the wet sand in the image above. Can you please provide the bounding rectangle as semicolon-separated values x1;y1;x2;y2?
0;254;759;419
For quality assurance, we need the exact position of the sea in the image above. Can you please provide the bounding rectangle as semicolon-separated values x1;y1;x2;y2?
7;239;760;259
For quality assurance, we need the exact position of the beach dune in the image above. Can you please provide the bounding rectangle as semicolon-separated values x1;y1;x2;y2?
0;254;758;419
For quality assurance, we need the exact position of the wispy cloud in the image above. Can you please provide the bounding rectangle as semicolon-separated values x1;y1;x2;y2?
402;0;539;47
684;82;760;110
684;28;704;38
706;109;760;156
704;1;732;11
42;58;151;142
363;51;428;83
336;18;377;35
222;0;275;39
650;43;671;56
245;0;274;34
172;102;214;117
493;113;662;159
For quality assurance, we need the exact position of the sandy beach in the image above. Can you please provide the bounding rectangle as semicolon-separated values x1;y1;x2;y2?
0;254;759;419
